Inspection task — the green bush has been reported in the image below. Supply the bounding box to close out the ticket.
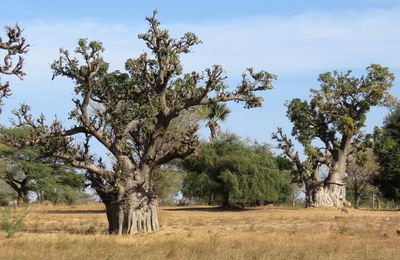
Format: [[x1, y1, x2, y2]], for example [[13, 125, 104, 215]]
[[1, 207, 30, 238]]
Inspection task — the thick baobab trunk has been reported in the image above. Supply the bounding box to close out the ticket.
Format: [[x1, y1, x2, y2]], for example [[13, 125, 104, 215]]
[[104, 192, 159, 235], [313, 151, 351, 208], [304, 151, 351, 208], [95, 158, 160, 235], [312, 178, 349, 207]]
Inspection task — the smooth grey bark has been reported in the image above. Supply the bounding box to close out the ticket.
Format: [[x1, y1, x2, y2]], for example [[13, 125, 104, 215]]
[[312, 149, 351, 208]]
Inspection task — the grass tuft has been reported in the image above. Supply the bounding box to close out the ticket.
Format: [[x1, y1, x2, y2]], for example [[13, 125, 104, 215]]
[[1, 206, 30, 238]]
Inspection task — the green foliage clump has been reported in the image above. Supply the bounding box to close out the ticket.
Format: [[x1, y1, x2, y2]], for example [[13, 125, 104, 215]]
[[0, 179, 17, 206], [181, 133, 292, 207], [374, 108, 400, 202], [1, 207, 30, 238], [0, 127, 86, 205], [153, 167, 183, 205]]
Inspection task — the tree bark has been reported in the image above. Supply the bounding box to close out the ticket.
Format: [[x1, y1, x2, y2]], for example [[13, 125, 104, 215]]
[[354, 193, 361, 209], [311, 183, 348, 207], [103, 191, 159, 235], [304, 184, 313, 208], [304, 166, 321, 208], [94, 162, 160, 235], [304, 158, 351, 208], [311, 146, 351, 207]]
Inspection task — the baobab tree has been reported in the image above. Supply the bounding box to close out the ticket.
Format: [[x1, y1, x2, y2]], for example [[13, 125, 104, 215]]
[[0, 25, 29, 112], [272, 127, 329, 207], [284, 65, 394, 207], [8, 12, 275, 234]]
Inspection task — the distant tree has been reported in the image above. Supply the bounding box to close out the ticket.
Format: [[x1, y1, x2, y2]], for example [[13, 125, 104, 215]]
[[201, 103, 231, 144], [0, 25, 29, 111], [274, 155, 301, 207], [345, 148, 379, 209], [283, 65, 395, 207], [152, 166, 183, 205], [6, 12, 275, 234], [0, 179, 17, 206], [272, 128, 327, 208], [374, 108, 400, 203], [0, 127, 85, 205], [181, 134, 292, 207]]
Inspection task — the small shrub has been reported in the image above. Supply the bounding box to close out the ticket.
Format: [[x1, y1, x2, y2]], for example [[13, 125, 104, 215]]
[[85, 222, 106, 234], [1, 207, 30, 238], [209, 232, 223, 247], [338, 226, 349, 235]]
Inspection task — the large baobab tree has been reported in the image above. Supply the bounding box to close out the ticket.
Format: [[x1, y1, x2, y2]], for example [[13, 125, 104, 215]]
[[8, 12, 275, 234], [0, 25, 29, 111], [283, 64, 394, 207]]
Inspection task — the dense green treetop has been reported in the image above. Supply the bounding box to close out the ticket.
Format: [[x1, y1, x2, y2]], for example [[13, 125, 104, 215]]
[[374, 108, 400, 202], [0, 127, 85, 204], [287, 64, 395, 156], [181, 133, 292, 207]]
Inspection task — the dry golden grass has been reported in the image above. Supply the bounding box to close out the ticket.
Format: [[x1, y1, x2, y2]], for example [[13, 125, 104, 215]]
[[1, 203, 400, 259]]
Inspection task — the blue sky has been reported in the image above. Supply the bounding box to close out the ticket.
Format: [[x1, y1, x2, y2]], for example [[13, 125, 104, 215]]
[[1, 0, 400, 157]]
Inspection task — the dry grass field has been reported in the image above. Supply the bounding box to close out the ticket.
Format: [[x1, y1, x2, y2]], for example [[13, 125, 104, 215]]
[[1, 203, 400, 259]]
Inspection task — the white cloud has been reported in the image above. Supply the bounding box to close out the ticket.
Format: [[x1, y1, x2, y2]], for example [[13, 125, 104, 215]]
[[172, 8, 400, 76], [12, 7, 400, 83], [1, 8, 399, 144]]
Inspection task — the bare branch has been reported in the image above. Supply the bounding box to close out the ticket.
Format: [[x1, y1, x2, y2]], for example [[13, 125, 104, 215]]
[[0, 24, 29, 110]]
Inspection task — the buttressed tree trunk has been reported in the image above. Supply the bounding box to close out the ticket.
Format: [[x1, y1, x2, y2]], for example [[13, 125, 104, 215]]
[[103, 187, 159, 234], [313, 149, 351, 208], [92, 161, 159, 234], [9, 11, 275, 235]]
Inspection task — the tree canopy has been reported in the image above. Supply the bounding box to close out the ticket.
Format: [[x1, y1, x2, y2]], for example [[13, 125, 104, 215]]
[[0, 127, 86, 205], [4, 11, 275, 234], [181, 134, 292, 207], [374, 108, 400, 202]]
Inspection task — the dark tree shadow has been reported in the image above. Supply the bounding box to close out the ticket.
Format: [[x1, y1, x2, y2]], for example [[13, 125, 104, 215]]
[[43, 209, 105, 214], [162, 206, 256, 212]]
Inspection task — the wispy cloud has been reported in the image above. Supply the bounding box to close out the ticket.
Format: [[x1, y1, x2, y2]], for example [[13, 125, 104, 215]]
[[15, 7, 400, 84], [1, 8, 399, 142], [174, 8, 400, 76]]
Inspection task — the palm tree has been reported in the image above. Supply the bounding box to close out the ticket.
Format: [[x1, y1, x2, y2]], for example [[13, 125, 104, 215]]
[[201, 103, 231, 145]]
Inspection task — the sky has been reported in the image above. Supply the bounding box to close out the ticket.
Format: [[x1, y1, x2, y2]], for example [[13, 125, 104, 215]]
[[1, 0, 400, 158]]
